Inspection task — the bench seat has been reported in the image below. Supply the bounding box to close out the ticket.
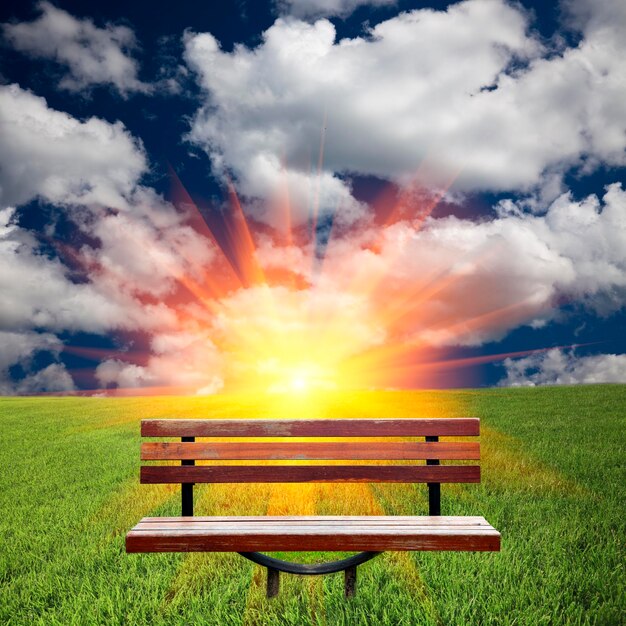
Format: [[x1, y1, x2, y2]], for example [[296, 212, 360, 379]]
[[126, 515, 500, 553]]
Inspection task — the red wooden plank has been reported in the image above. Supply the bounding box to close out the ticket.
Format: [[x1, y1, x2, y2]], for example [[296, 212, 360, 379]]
[[141, 418, 479, 438], [141, 441, 480, 461], [136, 515, 492, 525], [140, 464, 480, 484], [126, 524, 500, 553], [133, 517, 488, 533]]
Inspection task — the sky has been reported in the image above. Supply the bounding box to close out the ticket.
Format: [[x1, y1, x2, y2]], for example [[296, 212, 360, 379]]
[[0, 0, 625, 396]]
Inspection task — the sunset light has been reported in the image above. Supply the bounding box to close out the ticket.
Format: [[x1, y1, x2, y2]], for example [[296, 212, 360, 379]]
[[110, 168, 467, 395], [54, 163, 577, 397]]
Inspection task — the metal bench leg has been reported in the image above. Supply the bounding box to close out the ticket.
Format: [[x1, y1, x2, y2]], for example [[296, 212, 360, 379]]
[[267, 567, 280, 598], [344, 565, 357, 598]]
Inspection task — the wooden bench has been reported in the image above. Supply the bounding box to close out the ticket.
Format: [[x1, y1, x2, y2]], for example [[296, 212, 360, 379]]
[[126, 418, 500, 597]]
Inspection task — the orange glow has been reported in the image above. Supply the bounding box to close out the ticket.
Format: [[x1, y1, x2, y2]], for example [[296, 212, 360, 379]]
[[56, 157, 560, 398]]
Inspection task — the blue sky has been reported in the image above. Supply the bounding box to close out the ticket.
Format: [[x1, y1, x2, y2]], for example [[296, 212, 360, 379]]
[[0, 0, 625, 394]]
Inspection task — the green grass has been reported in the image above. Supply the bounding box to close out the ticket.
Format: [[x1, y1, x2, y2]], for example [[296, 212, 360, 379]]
[[1, 386, 624, 625]]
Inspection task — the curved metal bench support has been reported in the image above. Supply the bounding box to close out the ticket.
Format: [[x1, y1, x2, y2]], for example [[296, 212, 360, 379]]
[[237, 550, 382, 575], [238, 551, 383, 598], [239, 552, 382, 598]]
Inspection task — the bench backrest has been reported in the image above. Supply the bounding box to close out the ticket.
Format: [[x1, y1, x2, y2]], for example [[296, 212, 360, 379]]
[[140, 418, 481, 516]]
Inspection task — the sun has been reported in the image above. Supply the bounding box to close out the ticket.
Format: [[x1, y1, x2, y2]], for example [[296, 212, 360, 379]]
[[289, 374, 308, 393], [262, 361, 338, 394]]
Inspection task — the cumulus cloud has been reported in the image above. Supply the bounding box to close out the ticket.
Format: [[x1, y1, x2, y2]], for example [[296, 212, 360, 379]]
[[79, 197, 216, 300], [256, 183, 626, 349], [2, 1, 150, 96], [95, 331, 224, 394], [1, 201, 226, 393], [0, 329, 62, 372], [499, 349, 626, 386], [277, 0, 396, 20], [0, 205, 186, 337], [1, 207, 134, 333], [0, 86, 227, 394], [0, 84, 147, 209], [0, 81, 217, 343], [185, 0, 626, 226], [562, 0, 626, 33], [0, 330, 75, 394]]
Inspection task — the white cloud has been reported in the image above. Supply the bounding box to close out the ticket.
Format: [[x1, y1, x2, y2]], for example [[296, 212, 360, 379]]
[[2, 1, 150, 96], [258, 183, 626, 348], [0, 167, 224, 340], [235, 151, 367, 227], [0, 84, 224, 393], [0, 84, 147, 209], [562, 0, 626, 33], [277, 0, 396, 19], [80, 203, 216, 299], [185, 0, 626, 226], [0, 329, 62, 371], [0, 330, 76, 394], [499, 349, 626, 386], [12, 363, 76, 394], [1, 199, 225, 394], [1, 208, 134, 333], [95, 330, 224, 394]]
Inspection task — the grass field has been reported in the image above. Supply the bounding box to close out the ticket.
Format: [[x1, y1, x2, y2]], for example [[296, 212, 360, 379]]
[[1, 386, 624, 625]]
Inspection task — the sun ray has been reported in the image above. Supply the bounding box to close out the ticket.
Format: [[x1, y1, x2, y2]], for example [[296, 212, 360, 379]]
[[345, 166, 462, 300], [311, 106, 328, 240], [223, 178, 266, 288]]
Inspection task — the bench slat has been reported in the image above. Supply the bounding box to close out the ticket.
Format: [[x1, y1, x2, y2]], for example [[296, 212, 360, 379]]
[[141, 441, 480, 461], [140, 465, 480, 484], [141, 418, 479, 438], [126, 516, 500, 552], [137, 515, 492, 524], [133, 519, 486, 532]]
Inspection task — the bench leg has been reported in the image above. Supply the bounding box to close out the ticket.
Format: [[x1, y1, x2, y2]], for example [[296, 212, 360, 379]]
[[344, 565, 357, 598], [266, 567, 280, 598]]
